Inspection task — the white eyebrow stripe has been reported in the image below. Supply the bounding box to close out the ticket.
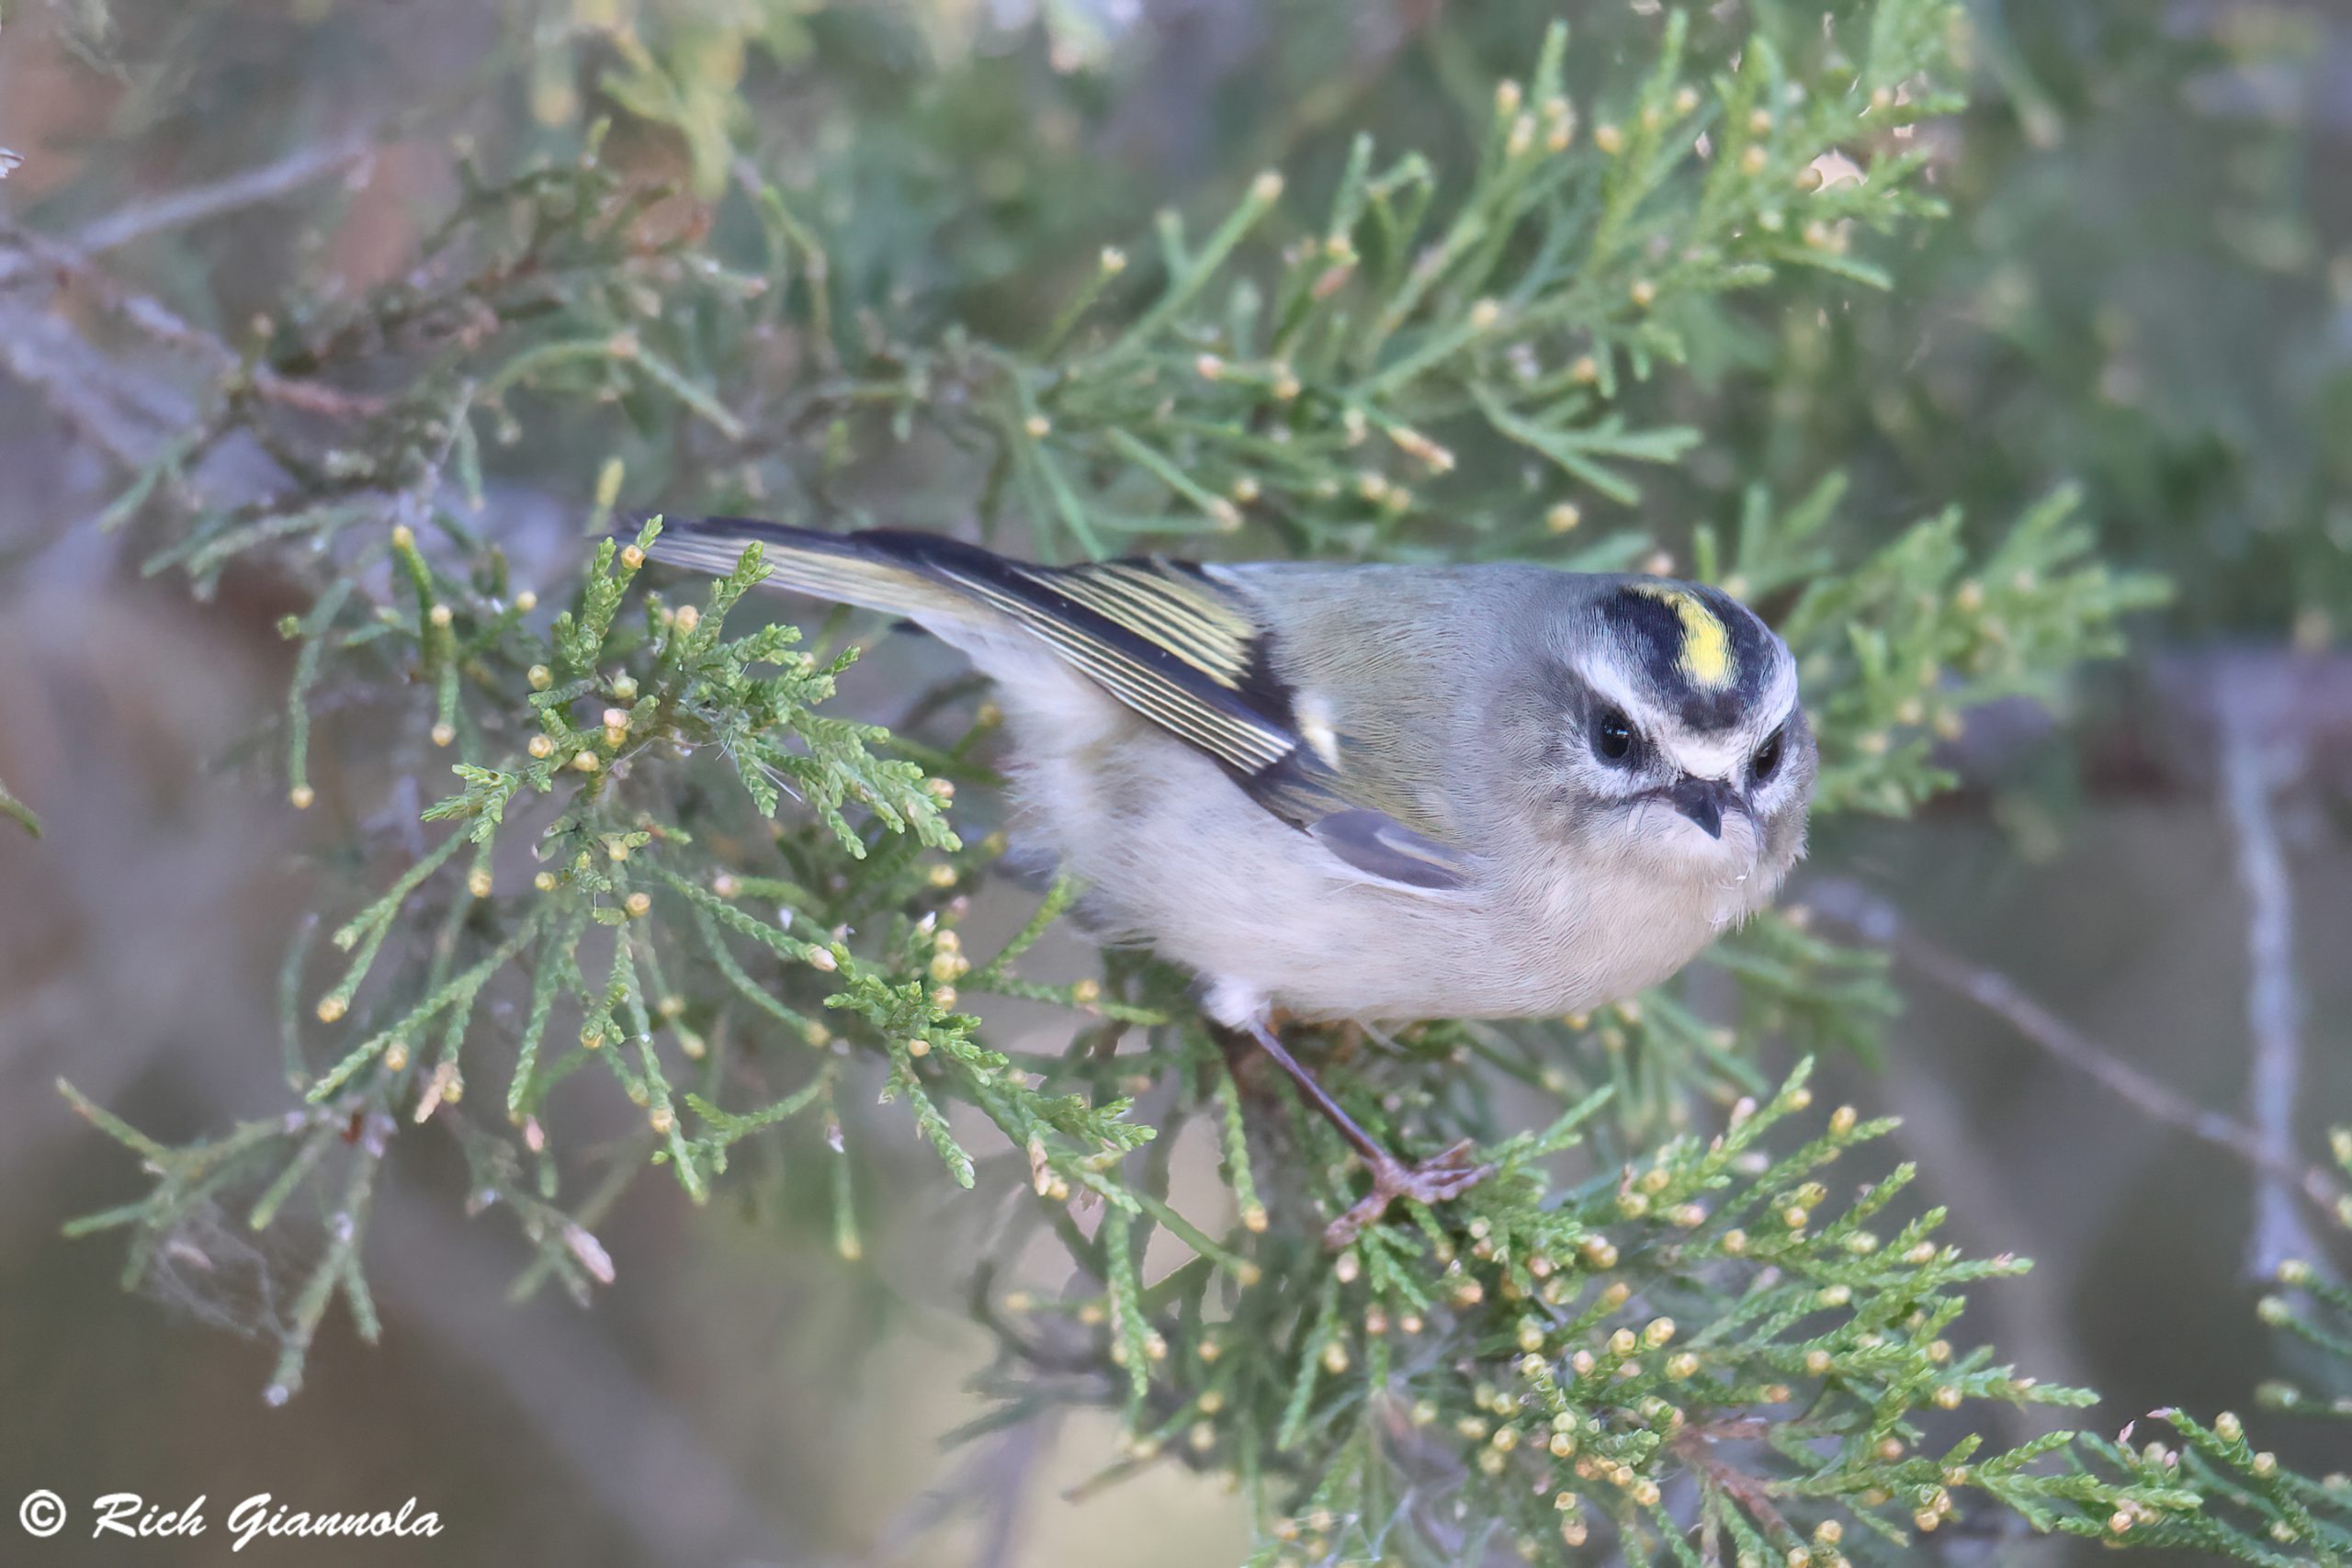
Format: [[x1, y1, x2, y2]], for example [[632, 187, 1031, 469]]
[[1577, 654, 1799, 781], [1577, 663, 1657, 731], [1753, 656, 1799, 725]]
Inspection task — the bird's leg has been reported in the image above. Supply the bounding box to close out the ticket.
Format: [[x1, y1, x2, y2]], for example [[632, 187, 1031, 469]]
[[1238, 1016, 1492, 1249]]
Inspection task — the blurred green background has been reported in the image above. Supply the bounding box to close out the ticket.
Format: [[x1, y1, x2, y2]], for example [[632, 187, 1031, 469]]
[[3, 1, 2349, 1563]]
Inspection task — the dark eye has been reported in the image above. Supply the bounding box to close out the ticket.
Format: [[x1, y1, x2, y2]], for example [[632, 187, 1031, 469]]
[[1751, 727, 1785, 782], [1591, 705, 1639, 764]]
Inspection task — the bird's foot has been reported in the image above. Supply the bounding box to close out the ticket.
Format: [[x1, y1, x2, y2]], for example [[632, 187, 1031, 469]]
[[1322, 1139, 1493, 1250]]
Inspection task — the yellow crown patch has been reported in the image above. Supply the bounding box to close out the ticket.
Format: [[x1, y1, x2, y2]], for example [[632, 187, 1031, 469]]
[[1631, 584, 1736, 690]]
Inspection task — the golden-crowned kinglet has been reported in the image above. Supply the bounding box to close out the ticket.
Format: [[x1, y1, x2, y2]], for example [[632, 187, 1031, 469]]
[[648, 516, 1815, 1240]]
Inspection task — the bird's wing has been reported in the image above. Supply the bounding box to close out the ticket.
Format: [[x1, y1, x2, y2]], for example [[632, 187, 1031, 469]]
[[642, 518, 1475, 892], [914, 543, 1476, 893]]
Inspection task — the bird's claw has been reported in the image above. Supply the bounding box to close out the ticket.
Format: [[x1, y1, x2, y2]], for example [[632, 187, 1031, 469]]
[[1322, 1139, 1493, 1250]]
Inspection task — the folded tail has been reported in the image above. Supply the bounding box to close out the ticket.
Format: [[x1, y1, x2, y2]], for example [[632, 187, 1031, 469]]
[[640, 515, 973, 626]]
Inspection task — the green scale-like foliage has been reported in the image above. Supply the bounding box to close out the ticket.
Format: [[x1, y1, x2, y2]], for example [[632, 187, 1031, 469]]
[[38, 2, 2343, 1562]]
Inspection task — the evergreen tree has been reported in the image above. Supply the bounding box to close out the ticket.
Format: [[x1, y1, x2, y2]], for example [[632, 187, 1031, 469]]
[[10, 2, 2346, 1562]]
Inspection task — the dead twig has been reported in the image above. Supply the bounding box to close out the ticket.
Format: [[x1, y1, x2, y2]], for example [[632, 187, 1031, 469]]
[[1802, 879, 2347, 1229], [2, 138, 391, 424], [2212, 663, 2321, 1279], [69, 133, 380, 258], [2, 225, 389, 420], [1671, 1427, 1793, 1546]]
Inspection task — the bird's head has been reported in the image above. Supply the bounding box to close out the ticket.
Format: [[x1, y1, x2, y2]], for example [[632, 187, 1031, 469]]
[[1524, 577, 1815, 913]]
